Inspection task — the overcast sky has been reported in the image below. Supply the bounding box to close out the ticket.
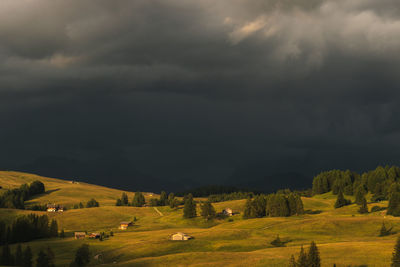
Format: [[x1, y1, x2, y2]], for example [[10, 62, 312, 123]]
[[1, 0, 400, 191]]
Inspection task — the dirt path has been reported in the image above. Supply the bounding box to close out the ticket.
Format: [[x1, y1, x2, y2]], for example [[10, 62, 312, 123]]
[[153, 207, 163, 216]]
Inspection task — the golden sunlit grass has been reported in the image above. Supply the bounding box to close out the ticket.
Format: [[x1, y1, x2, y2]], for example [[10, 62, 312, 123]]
[[1, 171, 399, 266]]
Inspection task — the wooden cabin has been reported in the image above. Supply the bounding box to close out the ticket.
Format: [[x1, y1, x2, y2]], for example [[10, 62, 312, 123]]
[[223, 208, 233, 216], [119, 221, 132, 230], [47, 204, 57, 212], [74, 232, 86, 239], [47, 204, 64, 212], [171, 232, 192, 241]]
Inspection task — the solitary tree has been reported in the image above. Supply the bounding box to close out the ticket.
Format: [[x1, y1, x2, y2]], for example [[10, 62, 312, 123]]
[[243, 197, 253, 219], [334, 190, 350, 209], [307, 241, 321, 267], [70, 244, 90, 267], [355, 186, 366, 205], [200, 202, 216, 220], [380, 222, 392, 237], [183, 194, 196, 218], [159, 191, 168, 206], [358, 196, 369, 214], [392, 237, 400, 267], [388, 192, 400, 216], [168, 193, 177, 208], [121, 193, 129, 206]]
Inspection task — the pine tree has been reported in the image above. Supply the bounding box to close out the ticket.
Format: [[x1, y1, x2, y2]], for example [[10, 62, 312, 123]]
[[23, 246, 32, 267], [295, 194, 305, 215], [334, 190, 350, 209], [243, 197, 253, 218], [71, 244, 90, 267], [49, 219, 58, 237], [380, 222, 392, 237], [121, 193, 129, 206], [36, 249, 50, 267], [288, 194, 297, 216], [15, 244, 23, 266], [297, 245, 308, 267], [388, 192, 400, 216], [270, 235, 285, 247], [392, 236, 400, 267], [358, 196, 369, 214], [200, 202, 216, 220], [115, 198, 122, 206], [289, 255, 297, 267], [159, 191, 167, 206], [355, 186, 366, 205], [307, 241, 321, 267], [183, 194, 196, 218], [168, 193, 178, 208]]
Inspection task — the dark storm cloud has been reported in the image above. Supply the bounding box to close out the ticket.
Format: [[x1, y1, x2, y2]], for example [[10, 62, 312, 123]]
[[1, 0, 400, 191]]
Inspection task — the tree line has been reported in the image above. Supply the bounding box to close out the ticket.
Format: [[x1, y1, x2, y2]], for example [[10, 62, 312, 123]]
[[0, 214, 59, 245], [0, 181, 45, 209], [243, 193, 304, 218], [312, 165, 400, 201], [116, 191, 180, 208], [1, 244, 35, 267]]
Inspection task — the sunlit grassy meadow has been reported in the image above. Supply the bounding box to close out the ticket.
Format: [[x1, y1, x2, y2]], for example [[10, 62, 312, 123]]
[[0, 171, 398, 266]]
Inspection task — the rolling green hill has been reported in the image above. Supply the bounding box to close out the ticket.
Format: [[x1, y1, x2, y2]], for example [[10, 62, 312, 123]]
[[0, 171, 398, 266]]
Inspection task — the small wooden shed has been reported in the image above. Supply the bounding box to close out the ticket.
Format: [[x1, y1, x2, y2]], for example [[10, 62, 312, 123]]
[[119, 221, 132, 230], [223, 208, 233, 216], [74, 232, 86, 239], [171, 232, 192, 241]]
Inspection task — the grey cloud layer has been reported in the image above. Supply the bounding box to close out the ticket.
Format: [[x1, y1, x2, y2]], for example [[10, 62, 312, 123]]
[[1, 0, 400, 188]]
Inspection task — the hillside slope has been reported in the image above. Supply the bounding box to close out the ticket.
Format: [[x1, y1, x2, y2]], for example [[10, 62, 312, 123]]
[[0, 171, 399, 266], [0, 171, 155, 207]]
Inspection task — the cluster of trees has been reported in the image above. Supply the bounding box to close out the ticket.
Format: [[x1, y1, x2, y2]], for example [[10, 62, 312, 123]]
[[311, 166, 400, 216], [243, 193, 304, 219], [0, 244, 55, 267], [85, 198, 99, 208], [0, 181, 45, 209], [116, 191, 180, 208], [312, 166, 400, 201], [72, 199, 99, 209], [0, 214, 59, 245], [1, 244, 34, 267], [115, 192, 145, 207], [149, 191, 179, 208], [289, 241, 321, 267]]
